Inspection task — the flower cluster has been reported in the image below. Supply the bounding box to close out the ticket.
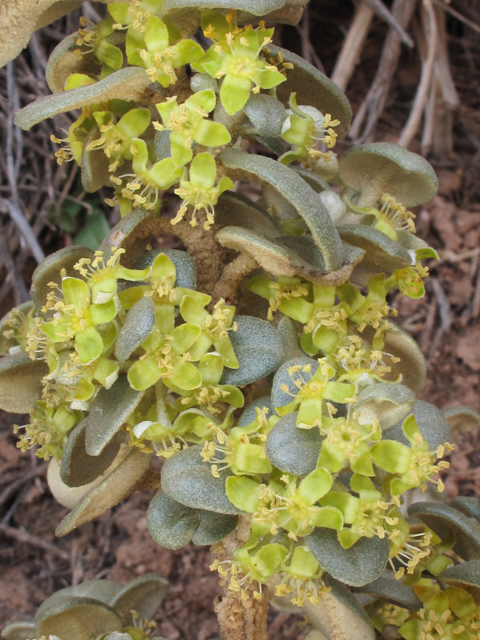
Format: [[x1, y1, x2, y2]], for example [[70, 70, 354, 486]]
[[6, 249, 243, 461]]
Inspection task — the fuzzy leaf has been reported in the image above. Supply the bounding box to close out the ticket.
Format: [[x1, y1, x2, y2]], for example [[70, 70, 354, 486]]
[[238, 396, 273, 427], [30, 245, 94, 309], [220, 149, 344, 272], [220, 316, 283, 386], [1, 622, 37, 640], [81, 127, 111, 193], [244, 93, 287, 138], [147, 491, 237, 550], [337, 225, 412, 285], [0, 352, 48, 413], [409, 502, 480, 562], [352, 576, 421, 610], [307, 528, 389, 587], [56, 448, 153, 536], [380, 323, 427, 393], [266, 412, 322, 476], [36, 598, 122, 640], [271, 357, 319, 411], [46, 33, 99, 94], [109, 574, 169, 627], [353, 383, 416, 430], [263, 45, 352, 138], [161, 445, 241, 515], [215, 192, 280, 239], [84, 376, 143, 456], [443, 406, 480, 437], [339, 142, 438, 207], [15, 68, 153, 131], [60, 422, 125, 488], [216, 226, 329, 282], [387, 400, 452, 450], [438, 560, 480, 590], [115, 296, 155, 363]]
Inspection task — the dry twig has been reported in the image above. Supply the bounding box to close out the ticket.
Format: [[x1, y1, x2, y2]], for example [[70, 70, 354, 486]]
[[398, 0, 438, 147]]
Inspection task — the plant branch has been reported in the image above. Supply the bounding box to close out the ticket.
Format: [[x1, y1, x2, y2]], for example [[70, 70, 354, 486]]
[[211, 253, 259, 305]]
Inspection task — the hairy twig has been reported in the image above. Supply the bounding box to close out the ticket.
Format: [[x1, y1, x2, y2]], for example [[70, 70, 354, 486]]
[[211, 253, 259, 305]]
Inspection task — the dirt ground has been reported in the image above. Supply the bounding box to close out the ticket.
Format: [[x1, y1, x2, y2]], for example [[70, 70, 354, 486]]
[[1, 2, 480, 638]]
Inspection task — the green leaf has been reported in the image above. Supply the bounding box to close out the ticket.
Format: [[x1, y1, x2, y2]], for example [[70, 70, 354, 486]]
[[115, 296, 155, 363], [371, 440, 411, 473], [409, 502, 480, 561], [15, 68, 153, 131], [220, 149, 344, 272], [244, 93, 287, 138], [147, 490, 237, 549], [109, 574, 170, 627], [56, 448, 153, 536], [220, 73, 252, 115], [263, 44, 352, 139], [117, 108, 151, 139], [226, 476, 261, 513], [75, 325, 103, 364], [193, 119, 231, 147], [387, 400, 452, 450], [30, 245, 94, 309], [161, 444, 241, 515], [220, 316, 283, 386], [128, 358, 162, 391], [36, 599, 122, 640], [307, 528, 390, 587], [144, 15, 169, 53], [339, 142, 438, 207], [299, 468, 332, 504], [0, 352, 48, 413], [169, 359, 202, 390], [352, 576, 421, 610], [74, 210, 110, 251], [84, 376, 144, 456]]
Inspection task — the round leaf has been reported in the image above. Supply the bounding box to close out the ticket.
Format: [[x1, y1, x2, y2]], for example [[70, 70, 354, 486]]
[[266, 412, 322, 476], [220, 316, 283, 386], [307, 528, 389, 587], [161, 445, 241, 515]]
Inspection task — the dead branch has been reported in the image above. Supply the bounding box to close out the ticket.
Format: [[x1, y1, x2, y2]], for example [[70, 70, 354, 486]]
[[0, 523, 70, 560], [398, 0, 438, 148], [349, 0, 419, 143], [331, 3, 374, 92], [363, 0, 415, 46]]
